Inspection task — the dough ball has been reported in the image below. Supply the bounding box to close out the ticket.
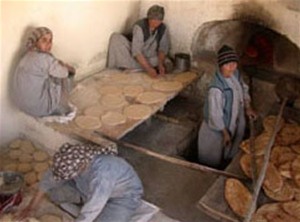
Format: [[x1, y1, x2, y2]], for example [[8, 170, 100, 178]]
[[17, 163, 32, 173], [18, 153, 33, 163], [9, 149, 23, 160], [3, 163, 18, 171], [33, 151, 49, 162], [9, 139, 22, 149], [33, 162, 49, 173], [24, 171, 38, 185], [20, 140, 36, 154]]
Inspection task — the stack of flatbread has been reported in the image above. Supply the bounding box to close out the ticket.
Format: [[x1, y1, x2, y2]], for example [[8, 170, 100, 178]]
[[4, 139, 51, 186], [232, 115, 300, 221]]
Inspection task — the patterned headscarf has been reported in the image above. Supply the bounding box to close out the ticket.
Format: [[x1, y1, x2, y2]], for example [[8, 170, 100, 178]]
[[51, 142, 118, 181], [147, 5, 165, 21], [26, 27, 52, 50]]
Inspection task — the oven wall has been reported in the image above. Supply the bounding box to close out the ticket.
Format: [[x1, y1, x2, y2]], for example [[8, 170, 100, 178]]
[[1, 1, 140, 145]]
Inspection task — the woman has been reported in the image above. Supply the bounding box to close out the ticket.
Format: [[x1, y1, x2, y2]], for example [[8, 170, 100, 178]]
[[198, 45, 257, 169], [17, 142, 143, 222], [12, 27, 75, 117]]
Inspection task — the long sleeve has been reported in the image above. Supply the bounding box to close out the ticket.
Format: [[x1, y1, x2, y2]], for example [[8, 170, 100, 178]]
[[75, 167, 116, 222], [131, 25, 145, 57], [207, 88, 225, 131]]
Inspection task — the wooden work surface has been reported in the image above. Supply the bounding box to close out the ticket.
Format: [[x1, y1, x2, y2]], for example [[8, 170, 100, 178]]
[[48, 70, 198, 141], [197, 152, 269, 222]]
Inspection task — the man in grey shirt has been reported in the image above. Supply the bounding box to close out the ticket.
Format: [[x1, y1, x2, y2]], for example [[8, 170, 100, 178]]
[[107, 5, 171, 77]]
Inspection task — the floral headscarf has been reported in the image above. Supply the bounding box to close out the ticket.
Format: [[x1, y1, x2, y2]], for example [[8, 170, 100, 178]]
[[26, 27, 52, 50], [51, 142, 118, 181]]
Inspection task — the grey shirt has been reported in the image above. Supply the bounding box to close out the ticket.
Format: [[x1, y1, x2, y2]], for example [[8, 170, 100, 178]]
[[13, 51, 68, 116]]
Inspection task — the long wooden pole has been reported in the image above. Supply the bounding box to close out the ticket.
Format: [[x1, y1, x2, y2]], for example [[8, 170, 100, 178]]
[[93, 131, 250, 181]]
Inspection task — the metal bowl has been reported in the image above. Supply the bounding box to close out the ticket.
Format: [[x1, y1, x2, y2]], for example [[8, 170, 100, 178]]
[[0, 171, 24, 195]]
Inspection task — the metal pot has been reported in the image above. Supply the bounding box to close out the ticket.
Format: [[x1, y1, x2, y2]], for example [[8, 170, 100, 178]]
[[174, 53, 190, 72]]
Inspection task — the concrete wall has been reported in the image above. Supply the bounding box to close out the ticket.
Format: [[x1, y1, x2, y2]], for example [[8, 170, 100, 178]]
[[1, 0, 140, 145]]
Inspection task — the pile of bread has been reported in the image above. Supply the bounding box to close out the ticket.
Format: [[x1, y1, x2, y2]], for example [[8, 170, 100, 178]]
[[224, 115, 300, 221], [2, 139, 51, 187]]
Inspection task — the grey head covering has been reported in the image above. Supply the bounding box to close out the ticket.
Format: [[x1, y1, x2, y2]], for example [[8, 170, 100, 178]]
[[26, 27, 52, 50], [51, 142, 118, 181], [147, 5, 165, 20]]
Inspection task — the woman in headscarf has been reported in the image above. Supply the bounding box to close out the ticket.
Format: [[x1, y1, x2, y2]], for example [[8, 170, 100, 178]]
[[107, 5, 172, 78], [198, 45, 257, 169], [12, 27, 76, 117], [17, 142, 143, 222]]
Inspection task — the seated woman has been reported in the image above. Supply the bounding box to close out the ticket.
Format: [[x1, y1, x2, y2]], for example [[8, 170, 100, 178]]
[[12, 27, 75, 117]]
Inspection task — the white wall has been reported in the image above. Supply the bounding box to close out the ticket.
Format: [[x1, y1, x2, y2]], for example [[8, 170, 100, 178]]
[[1, 0, 140, 145], [140, 0, 300, 55]]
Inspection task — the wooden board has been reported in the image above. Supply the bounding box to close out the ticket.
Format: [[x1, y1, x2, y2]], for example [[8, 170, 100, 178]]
[[48, 70, 198, 140]]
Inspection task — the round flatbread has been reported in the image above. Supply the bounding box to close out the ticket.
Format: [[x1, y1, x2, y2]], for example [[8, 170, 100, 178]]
[[263, 180, 294, 202], [98, 85, 123, 95], [263, 162, 283, 193], [84, 104, 105, 117], [101, 94, 127, 109], [173, 72, 197, 83], [39, 214, 62, 222], [263, 115, 285, 133], [282, 201, 300, 219], [240, 132, 271, 156], [239, 154, 263, 178], [276, 123, 300, 146], [136, 91, 166, 104], [20, 140, 36, 154], [9, 150, 23, 160], [152, 81, 182, 92], [33, 162, 49, 173], [123, 104, 152, 120], [33, 151, 49, 162], [19, 154, 33, 163], [109, 73, 131, 83], [17, 163, 32, 173], [75, 115, 102, 130], [224, 178, 252, 217], [70, 86, 101, 110], [24, 171, 38, 185], [123, 85, 144, 98], [101, 111, 126, 126], [291, 144, 300, 154]]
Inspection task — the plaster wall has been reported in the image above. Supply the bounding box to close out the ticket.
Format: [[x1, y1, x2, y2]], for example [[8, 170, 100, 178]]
[[140, 0, 300, 55], [1, 0, 140, 145]]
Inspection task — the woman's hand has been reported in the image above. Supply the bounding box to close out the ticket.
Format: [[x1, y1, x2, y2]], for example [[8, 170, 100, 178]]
[[246, 107, 257, 120], [158, 63, 165, 75], [147, 67, 158, 78]]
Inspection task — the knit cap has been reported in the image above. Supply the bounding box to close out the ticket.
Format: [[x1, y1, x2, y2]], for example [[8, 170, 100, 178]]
[[147, 5, 164, 20], [217, 45, 239, 67]]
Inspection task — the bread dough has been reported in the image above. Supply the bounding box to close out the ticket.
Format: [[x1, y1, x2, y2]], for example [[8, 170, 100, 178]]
[[20, 140, 36, 154], [17, 163, 32, 173], [101, 111, 126, 126], [70, 85, 101, 110], [33, 151, 49, 162], [224, 178, 252, 217], [136, 91, 166, 104], [84, 104, 105, 117], [19, 153, 33, 163], [39, 214, 62, 222], [9, 139, 22, 149], [0, 214, 40, 222], [33, 162, 49, 173], [3, 163, 18, 171], [123, 104, 152, 120], [101, 94, 127, 109], [75, 115, 102, 130], [152, 80, 182, 92], [123, 85, 144, 98], [109, 73, 131, 83], [24, 171, 38, 185], [98, 85, 123, 95], [173, 72, 197, 83], [9, 149, 23, 160]]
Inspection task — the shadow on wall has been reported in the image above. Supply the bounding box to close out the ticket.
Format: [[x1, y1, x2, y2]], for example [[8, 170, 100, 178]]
[[7, 26, 35, 109]]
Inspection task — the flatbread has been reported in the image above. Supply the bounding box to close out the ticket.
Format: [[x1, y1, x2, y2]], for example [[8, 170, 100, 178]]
[[0, 214, 40, 222], [239, 154, 263, 178], [276, 123, 300, 146], [9, 150, 23, 160], [240, 132, 271, 156], [263, 180, 294, 202], [70, 85, 101, 110], [19, 153, 33, 163], [101, 111, 126, 126], [84, 104, 105, 117], [75, 115, 102, 130], [101, 94, 127, 109], [173, 72, 197, 83], [33, 162, 49, 173], [291, 144, 300, 154], [123, 85, 144, 98], [262, 115, 285, 133], [9, 139, 22, 149], [17, 163, 32, 173], [282, 201, 300, 219], [224, 178, 252, 217], [263, 162, 283, 193], [33, 151, 49, 162], [152, 80, 183, 92], [39, 214, 62, 222], [98, 85, 123, 95], [24, 171, 38, 185], [20, 140, 36, 154], [3, 163, 17, 171], [136, 91, 166, 104], [292, 157, 300, 187], [109, 73, 131, 83], [123, 104, 152, 120]]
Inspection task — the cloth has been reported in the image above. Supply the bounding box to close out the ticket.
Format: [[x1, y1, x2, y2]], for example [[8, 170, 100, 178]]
[[217, 45, 239, 67], [147, 5, 164, 20], [107, 20, 169, 69], [26, 27, 52, 50], [198, 70, 249, 168], [51, 142, 118, 181], [12, 51, 69, 117], [39, 155, 143, 222]]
